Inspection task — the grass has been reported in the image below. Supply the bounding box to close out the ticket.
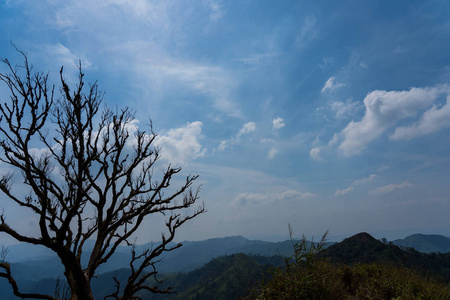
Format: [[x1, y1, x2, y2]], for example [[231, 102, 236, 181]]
[[245, 228, 450, 300]]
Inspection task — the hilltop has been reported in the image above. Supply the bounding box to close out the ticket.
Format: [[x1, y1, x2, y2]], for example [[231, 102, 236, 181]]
[[393, 233, 450, 253]]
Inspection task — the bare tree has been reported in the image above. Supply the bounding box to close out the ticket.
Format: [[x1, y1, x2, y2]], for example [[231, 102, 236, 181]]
[[0, 49, 205, 300]]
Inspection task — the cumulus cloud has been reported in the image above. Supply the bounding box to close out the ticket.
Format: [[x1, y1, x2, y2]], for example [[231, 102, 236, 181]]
[[372, 181, 412, 195], [338, 86, 450, 156], [390, 96, 450, 140], [335, 174, 378, 196], [272, 117, 285, 130], [156, 121, 206, 165], [321, 76, 345, 93]]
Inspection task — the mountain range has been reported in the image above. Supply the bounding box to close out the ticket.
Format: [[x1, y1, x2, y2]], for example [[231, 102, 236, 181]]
[[1, 232, 450, 299], [393, 233, 450, 253]]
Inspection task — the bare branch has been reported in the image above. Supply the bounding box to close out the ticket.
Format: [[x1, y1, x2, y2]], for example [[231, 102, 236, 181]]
[[0, 48, 204, 299], [0, 262, 58, 300]]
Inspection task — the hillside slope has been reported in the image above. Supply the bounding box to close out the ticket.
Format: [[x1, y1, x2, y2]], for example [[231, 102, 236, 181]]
[[393, 233, 450, 253], [321, 232, 450, 279]]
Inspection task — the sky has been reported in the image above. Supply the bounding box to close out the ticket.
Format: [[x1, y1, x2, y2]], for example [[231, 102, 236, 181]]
[[1, 0, 450, 244]]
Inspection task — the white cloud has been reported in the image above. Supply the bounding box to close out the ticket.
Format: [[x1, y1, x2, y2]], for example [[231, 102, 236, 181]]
[[338, 86, 450, 156], [217, 140, 228, 151], [335, 174, 378, 196], [321, 76, 345, 93], [329, 100, 360, 119], [319, 57, 334, 69], [46, 43, 92, 73], [334, 186, 354, 196], [44, 1, 241, 118], [272, 117, 285, 130], [236, 52, 278, 66], [328, 133, 339, 146], [233, 189, 315, 205], [295, 16, 317, 49], [268, 147, 278, 159], [158, 61, 241, 117], [310, 146, 324, 162], [237, 122, 256, 137], [156, 121, 206, 165], [372, 181, 412, 195], [390, 96, 450, 140], [359, 62, 369, 69], [203, 0, 224, 21], [260, 138, 275, 144], [217, 122, 256, 151], [378, 165, 391, 172]]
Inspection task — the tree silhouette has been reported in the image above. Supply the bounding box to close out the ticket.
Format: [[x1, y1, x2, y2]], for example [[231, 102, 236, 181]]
[[0, 49, 205, 300]]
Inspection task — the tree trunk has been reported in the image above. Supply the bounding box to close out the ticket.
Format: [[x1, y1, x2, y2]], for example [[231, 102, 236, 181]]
[[65, 267, 95, 300]]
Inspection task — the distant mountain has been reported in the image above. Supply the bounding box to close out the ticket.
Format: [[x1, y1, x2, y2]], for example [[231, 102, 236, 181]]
[[0, 236, 293, 299], [5, 233, 450, 299], [393, 233, 450, 253], [321, 232, 450, 279], [1, 254, 284, 300], [0, 235, 293, 274], [156, 236, 293, 273]]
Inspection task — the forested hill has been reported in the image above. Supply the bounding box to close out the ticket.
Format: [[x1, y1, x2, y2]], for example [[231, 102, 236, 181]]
[[141, 254, 284, 300], [3, 233, 450, 299], [393, 233, 450, 253], [321, 232, 450, 279]]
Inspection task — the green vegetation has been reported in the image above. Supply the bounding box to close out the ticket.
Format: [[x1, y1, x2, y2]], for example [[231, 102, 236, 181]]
[[3, 232, 450, 299], [138, 254, 284, 300], [247, 231, 450, 300]]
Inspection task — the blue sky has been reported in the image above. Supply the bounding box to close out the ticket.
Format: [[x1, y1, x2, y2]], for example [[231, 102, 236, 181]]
[[1, 0, 450, 244]]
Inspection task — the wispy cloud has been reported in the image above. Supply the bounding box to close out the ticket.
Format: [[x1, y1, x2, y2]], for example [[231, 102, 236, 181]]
[[378, 165, 391, 172], [217, 122, 256, 151], [268, 147, 278, 159], [296, 16, 317, 49], [237, 122, 256, 137], [372, 181, 412, 195], [321, 76, 346, 93], [329, 100, 360, 119], [310, 146, 324, 162], [335, 174, 378, 196], [43, 43, 92, 79], [236, 53, 279, 66], [233, 189, 315, 205], [203, 0, 224, 21], [155, 60, 241, 117], [316, 99, 360, 120], [40, 0, 242, 118]]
